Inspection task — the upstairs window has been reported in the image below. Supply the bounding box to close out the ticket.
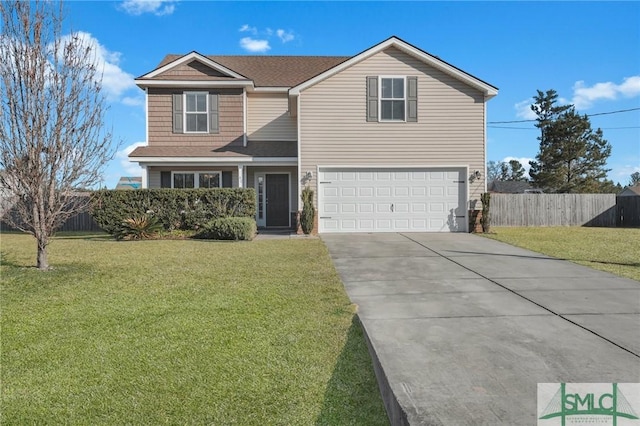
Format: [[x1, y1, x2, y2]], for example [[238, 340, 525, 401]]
[[366, 76, 417, 123], [380, 77, 405, 121], [185, 92, 208, 132], [172, 92, 219, 134]]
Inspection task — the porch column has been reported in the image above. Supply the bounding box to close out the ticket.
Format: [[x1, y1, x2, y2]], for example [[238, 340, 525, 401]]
[[140, 164, 148, 189], [237, 164, 244, 188]]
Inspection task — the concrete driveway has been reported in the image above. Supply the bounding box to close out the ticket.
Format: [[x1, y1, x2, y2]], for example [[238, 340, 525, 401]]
[[322, 232, 640, 425]]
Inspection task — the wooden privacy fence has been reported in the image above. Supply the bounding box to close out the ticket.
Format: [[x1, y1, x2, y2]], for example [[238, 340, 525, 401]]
[[616, 196, 640, 227], [1, 195, 103, 233], [491, 194, 618, 227]]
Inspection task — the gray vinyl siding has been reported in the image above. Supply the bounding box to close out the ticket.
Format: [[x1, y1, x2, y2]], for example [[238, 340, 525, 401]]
[[148, 88, 244, 147], [247, 93, 297, 141], [299, 46, 487, 206], [148, 167, 238, 188]]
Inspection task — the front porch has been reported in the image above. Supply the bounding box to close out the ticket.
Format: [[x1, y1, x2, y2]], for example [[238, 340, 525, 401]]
[[141, 163, 299, 230]]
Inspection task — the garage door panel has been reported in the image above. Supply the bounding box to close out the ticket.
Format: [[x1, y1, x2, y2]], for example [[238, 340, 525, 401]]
[[319, 167, 467, 233], [412, 203, 427, 213], [394, 186, 410, 196], [429, 186, 444, 196], [376, 187, 392, 197], [324, 203, 339, 214], [394, 203, 410, 213], [341, 203, 356, 213], [341, 187, 356, 197], [359, 187, 374, 196], [358, 203, 374, 213]]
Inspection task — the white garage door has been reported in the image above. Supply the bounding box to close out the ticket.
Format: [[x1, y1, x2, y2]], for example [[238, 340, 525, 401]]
[[318, 167, 467, 233]]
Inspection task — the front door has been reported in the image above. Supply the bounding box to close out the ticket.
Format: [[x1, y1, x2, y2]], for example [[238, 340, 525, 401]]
[[266, 174, 289, 227]]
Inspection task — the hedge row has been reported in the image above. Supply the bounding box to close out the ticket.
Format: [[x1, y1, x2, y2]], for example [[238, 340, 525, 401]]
[[194, 217, 257, 241], [89, 188, 256, 234]]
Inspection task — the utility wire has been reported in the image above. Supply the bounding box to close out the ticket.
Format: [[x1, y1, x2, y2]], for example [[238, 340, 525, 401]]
[[488, 125, 640, 130], [488, 107, 640, 124]]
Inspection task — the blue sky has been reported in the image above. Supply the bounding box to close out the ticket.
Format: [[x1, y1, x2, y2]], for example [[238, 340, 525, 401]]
[[62, 1, 640, 188]]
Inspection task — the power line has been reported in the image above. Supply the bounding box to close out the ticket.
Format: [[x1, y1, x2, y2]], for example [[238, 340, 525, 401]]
[[488, 125, 640, 130], [488, 107, 640, 124], [589, 107, 640, 117]]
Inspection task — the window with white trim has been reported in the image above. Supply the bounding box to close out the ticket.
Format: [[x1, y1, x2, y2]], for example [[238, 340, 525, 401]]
[[380, 77, 405, 121], [184, 92, 208, 133], [172, 171, 221, 188]]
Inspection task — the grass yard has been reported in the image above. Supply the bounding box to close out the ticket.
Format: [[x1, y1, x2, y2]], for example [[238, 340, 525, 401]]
[[484, 227, 640, 281], [0, 233, 388, 425]]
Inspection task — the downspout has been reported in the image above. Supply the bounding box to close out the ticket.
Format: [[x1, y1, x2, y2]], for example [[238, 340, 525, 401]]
[[296, 93, 302, 212], [143, 87, 150, 188], [243, 88, 247, 147]]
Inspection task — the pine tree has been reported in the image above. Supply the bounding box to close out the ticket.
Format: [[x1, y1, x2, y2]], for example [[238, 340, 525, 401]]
[[528, 90, 611, 193]]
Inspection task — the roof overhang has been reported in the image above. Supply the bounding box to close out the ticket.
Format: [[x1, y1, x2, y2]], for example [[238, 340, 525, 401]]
[[129, 156, 297, 167], [289, 36, 498, 99], [140, 51, 247, 80], [135, 79, 254, 89]]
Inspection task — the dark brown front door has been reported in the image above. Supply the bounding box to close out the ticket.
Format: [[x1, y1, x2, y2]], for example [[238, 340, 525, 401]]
[[266, 174, 289, 227]]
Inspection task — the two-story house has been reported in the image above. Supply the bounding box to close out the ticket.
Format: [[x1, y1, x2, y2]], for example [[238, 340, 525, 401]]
[[129, 36, 498, 233]]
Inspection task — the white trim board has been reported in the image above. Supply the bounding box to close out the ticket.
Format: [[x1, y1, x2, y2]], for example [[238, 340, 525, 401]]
[[140, 52, 247, 80], [290, 36, 498, 98]]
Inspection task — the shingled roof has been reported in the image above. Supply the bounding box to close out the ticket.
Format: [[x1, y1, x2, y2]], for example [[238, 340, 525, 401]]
[[129, 141, 297, 159], [151, 55, 349, 87]]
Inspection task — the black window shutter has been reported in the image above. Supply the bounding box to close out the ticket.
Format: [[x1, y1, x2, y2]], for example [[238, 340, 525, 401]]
[[172, 94, 183, 133], [222, 171, 232, 188], [407, 76, 418, 122], [366, 76, 378, 122], [160, 171, 171, 188], [209, 93, 219, 134]]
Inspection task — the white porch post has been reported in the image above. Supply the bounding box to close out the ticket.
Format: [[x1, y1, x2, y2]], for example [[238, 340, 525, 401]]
[[237, 164, 244, 188], [140, 164, 148, 189]]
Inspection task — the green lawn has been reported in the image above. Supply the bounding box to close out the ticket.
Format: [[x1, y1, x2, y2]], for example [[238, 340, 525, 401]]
[[484, 227, 640, 281], [1, 233, 388, 425]]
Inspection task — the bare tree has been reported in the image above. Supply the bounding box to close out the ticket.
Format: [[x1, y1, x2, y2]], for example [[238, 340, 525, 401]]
[[0, 1, 116, 270]]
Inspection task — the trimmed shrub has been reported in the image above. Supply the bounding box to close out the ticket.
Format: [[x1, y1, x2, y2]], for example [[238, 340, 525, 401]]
[[115, 215, 163, 241], [194, 217, 257, 241], [300, 186, 315, 235], [90, 188, 256, 235]]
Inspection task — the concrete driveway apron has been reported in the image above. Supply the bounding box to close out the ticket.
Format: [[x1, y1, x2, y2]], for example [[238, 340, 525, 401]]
[[322, 232, 640, 426]]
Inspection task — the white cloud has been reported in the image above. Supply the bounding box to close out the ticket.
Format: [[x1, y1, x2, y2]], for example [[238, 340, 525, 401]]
[[239, 37, 270, 53], [120, 0, 176, 16], [572, 76, 640, 109], [276, 29, 294, 43], [116, 141, 146, 176], [614, 164, 640, 181], [122, 96, 144, 107], [239, 24, 257, 35], [238, 25, 295, 52], [59, 32, 136, 102], [514, 99, 538, 120], [502, 156, 535, 179]]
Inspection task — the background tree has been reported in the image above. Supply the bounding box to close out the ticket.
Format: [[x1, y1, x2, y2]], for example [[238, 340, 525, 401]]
[[498, 159, 526, 181], [528, 89, 612, 193], [0, 1, 116, 270], [487, 160, 501, 182], [629, 171, 640, 186]]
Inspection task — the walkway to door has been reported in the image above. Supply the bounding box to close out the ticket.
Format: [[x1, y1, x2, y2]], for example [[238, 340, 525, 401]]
[[322, 232, 640, 425]]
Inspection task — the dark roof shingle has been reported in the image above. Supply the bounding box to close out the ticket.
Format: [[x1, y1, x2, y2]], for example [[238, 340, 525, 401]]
[[129, 141, 297, 158], [152, 55, 349, 87]]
